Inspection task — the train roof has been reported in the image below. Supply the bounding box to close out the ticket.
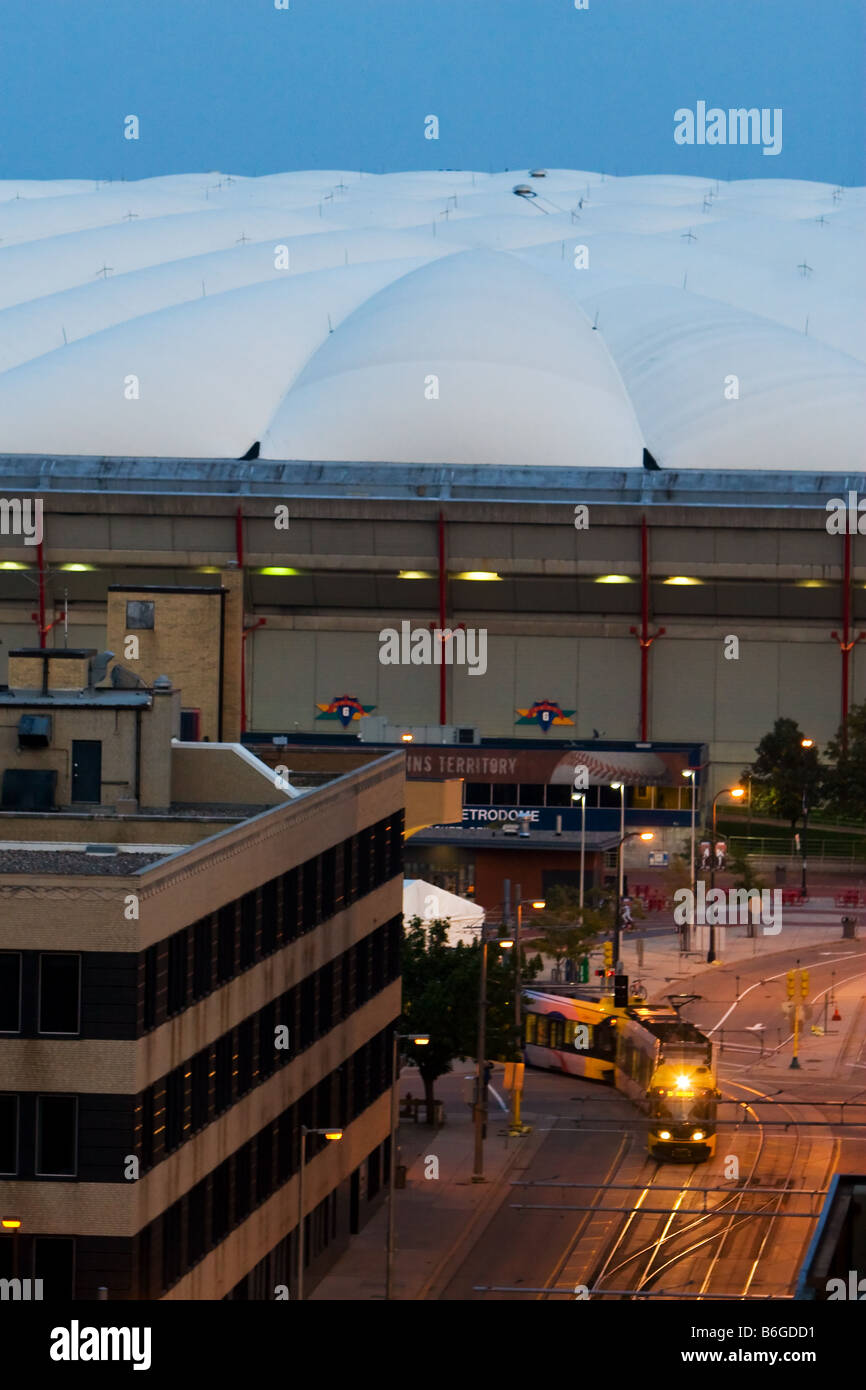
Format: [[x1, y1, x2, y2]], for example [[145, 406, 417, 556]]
[[628, 1006, 709, 1048]]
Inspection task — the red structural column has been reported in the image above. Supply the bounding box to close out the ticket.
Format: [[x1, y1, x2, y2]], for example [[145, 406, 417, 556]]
[[438, 510, 447, 725], [830, 530, 866, 752], [629, 515, 665, 741]]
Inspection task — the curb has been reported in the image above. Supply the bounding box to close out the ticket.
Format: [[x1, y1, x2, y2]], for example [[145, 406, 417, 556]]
[[416, 1113, 555, 1301]]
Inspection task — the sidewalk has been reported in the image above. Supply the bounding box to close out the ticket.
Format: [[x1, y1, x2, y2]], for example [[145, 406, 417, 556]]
[[615, 897, 861, 1002], [311, 1070, 552, 1300]]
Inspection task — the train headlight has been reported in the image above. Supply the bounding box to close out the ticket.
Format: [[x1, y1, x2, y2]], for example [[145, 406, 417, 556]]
[[691, 1130, 705, 1141], [658, 1130, 671, 1140], [675, 1074, 691, 1091]]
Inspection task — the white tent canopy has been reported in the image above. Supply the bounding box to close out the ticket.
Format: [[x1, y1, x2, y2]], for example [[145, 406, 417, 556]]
[[402, 878, 485, 947]]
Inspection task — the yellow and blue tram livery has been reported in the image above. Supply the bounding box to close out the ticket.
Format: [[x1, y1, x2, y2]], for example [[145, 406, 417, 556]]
[[522, 991, 720, 1162]]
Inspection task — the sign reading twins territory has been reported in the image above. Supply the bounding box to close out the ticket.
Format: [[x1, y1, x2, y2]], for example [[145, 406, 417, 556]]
[[515, 699, 575, 732], [315, 694, 375, 729]]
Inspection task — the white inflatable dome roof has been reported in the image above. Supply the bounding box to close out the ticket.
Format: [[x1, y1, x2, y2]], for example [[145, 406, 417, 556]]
[[0, 169, 862, 470]]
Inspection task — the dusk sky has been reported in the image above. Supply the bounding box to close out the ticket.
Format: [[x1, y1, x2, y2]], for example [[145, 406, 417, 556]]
[[1, 0, 863, 185]]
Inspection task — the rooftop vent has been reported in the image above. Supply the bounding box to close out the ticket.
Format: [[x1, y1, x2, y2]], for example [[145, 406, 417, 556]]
[[111, 663, 147, 690], [529, 169, 548, 178], [153, 675, 172, 691], [88, 651, 115, 687], [512, 184, 536, 198], [85, 843, 119, 856]]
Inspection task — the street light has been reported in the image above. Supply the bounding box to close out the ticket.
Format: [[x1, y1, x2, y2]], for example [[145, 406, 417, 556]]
[[613, 831, 653, 971], [297, 1125, 342, 1300], [610, 783, 625, 897], [707, 786, 746, 962], [800, 738, 815, 899], [386, 1031, 430, 1300], [571, 789, 587, 923], [510, 891, 545, 1137], [473, 926, 514, 1183], [682, 769, 698, 951]]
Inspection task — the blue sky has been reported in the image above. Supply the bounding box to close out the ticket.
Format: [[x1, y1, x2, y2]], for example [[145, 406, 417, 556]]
[[1, 0, 862, 184]]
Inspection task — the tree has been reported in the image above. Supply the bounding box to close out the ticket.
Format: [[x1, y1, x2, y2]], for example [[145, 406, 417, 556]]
[[742, 717, 822, 831], [823, 700, 866, 824], [529, 884, 607, 978], [399, 916, 540, 1123]]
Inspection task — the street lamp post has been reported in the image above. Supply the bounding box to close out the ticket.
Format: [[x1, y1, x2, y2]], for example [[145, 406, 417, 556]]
[[613, 831, 654, 971], [510, 890, 544, 1137], [386, 1031, 429, 1300], [571, 790, 587, 924], [473, 926, 513, 1183], [611, 783, 625, 898], [708, 785, 746, 962], [682, 768, 697, 953], [297, 1125, 342, 1300], [800, 738, 814, 899]]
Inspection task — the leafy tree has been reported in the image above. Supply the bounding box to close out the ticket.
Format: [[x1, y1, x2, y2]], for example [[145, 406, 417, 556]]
[[823, 701, 866, 824], [742, 717, 822, 830], [399, 916, 540, 1123], [529, 884, 608, 979], [728, 845, 766, 893]]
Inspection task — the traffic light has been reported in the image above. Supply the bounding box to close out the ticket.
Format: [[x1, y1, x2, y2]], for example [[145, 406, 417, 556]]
[[614, 975, 629, 1008], [786, 970, 796, 999], [800, 970, 809, 999], [603, 942, 613, 969]]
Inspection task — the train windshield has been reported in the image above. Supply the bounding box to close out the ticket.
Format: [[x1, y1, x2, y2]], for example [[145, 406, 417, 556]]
[[650, 1091, 715, 1123]]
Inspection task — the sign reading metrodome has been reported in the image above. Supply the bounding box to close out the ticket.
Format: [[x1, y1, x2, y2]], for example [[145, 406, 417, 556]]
[[0, 169, 862, 471]]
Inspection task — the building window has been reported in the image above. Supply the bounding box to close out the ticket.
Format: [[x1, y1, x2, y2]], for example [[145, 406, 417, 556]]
[[191, 1049, 210, 1132], [36, 1095, 78, 1176], [240, 891, 257, 970], [256, 1127, 273, 1204], [188, 1179, 208, 1267], [162, 1200, 183, 1289], [143, 944, 158, 1031], [34, 1237, 75, 1300], [212, 1160, 231, 1242], [302, 857, 320, 931], [236, 1142, 252, 1223], [237, 1019, 254, 1095], [126, 599, 155, 630], [300, 975, 316, 1050], [261, 879, 278, 955], [165, 1066, 185, 1152], [38, 953, 81, 1034], [343, 838, 356, 904], [193, 916, 212, 1000], [215, 1034, 233, 1113], [140, 1086, 154, 1169], [280, 869, 298, 942], [0, 1095, 18, 1174], [545, 784, 572, 807], [464, 782, 490, 804], [217, 904, 236, 984], [259, 1002, 276, 1081], [167, 930, 188, 1017], [0, 953, 22, 1033]]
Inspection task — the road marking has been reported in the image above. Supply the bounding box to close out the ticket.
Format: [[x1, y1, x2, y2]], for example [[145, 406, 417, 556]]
[[707, 950, 866, 1034]]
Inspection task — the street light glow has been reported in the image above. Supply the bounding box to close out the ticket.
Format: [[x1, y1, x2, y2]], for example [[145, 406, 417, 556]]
[[410, 1035, 430, 1046], [729, 787, 745, 799], [1, 1219, 21, 1229], [323, 1130, 343, 1142], [801, 738, 814, 748], [531, 900, 546, 910], [639, 831, 654, 841], [682, 768, 695, 779], [610, 781, 622, 790]]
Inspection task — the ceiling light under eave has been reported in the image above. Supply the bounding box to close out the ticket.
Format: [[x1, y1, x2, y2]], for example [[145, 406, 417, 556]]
[[397, 570, 434, 579], [664, 576, 704, 586], [452, 571, 501, 582], [258, 567, 305, 576], [595, 574, 634, 585], [58, 563, 98, 572]]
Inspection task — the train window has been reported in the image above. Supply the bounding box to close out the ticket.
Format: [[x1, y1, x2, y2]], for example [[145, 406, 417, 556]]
[[564, 1020, 576, 1047], [524, 1013, 537, 1044], [536, 1016, 550, 1047], [549, 1020, 564, 1050]]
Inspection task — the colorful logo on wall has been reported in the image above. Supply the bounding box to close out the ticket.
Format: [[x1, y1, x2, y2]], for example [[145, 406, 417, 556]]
[[515, 700, 575, 732], [316, 694, 375, 729]]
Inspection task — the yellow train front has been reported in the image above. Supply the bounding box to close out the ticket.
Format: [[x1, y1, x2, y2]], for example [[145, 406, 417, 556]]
[[522, 992, 719, 1163], [646, 1052, 719, 1163]]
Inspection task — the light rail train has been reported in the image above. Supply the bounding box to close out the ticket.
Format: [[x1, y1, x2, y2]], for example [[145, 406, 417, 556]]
[[522, 989, 720, 1161]]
